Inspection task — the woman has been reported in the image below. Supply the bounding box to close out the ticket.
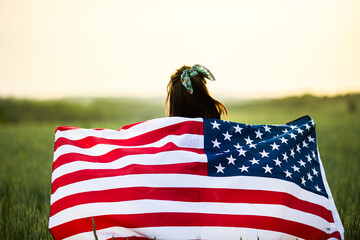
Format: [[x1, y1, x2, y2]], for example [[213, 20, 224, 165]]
[[165, 64, 228, 119]]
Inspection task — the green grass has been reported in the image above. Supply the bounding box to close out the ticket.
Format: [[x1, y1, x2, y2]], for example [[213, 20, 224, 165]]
[[0, 94, 359, 239]]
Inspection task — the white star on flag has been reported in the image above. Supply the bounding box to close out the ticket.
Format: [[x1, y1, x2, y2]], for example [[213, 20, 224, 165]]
[[263, 125, 271, 132], [212, 139, 221, 148], [312, 167, 319, 176], [297, 128, 304, 135], [233, 143, 242, 149], [280, 137, 288, 144], [307, 172, 313, 181], [290, 148, 295, 157], [249, 157, 260, 165], [233, 124, 243, 134], [263, 164, 273, 174], [215, 163, 225, 173], [284, 169, 292, 178], [249, 143, 256, 149], [259, 149, 269, 158], [290, 132, 297, 140], [239, 165, 249, 172], [237, 148, 247, 157], [306, 154, 312, 163], [223, 131, 232, 141], [226, 155, 236, 165], [298, 159, 306, 167], [292, 165, 300, 173], [255, 129, 263, 139], [282, 152, 289, 162], [244, 136, 253, 145], [273, 158, 282, 167], [211, 120, 220, 129], [301, 176, 306, 185], [270, 142, 280, 150]]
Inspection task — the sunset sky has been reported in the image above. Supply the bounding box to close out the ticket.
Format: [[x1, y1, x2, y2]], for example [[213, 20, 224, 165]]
[[0, 0, 359, 99]]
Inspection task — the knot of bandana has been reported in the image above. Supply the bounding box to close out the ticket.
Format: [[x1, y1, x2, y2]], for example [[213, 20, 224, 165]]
[[180, 64, 216, 94]]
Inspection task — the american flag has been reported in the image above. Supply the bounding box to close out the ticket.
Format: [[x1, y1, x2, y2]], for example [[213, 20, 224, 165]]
[[49, 116, 343, 240]]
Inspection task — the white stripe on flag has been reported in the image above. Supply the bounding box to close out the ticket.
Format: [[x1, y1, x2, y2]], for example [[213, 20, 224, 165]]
[[52, 151, 207, 182], [64, 226, 302, 240], [64, 227, 146, 240], [49, 200, 334, 232], [53, 134, 204, 161], [317, 149, 345, 239], [50, 174, 331, 209], [55, 117, 202, 141]]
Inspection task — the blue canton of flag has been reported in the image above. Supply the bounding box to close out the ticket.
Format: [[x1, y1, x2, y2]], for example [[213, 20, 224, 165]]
[[204, 115, 327, 198]]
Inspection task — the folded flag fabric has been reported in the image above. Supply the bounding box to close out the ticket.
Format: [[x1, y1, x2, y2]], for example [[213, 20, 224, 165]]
[[49, 116, 344, 240]]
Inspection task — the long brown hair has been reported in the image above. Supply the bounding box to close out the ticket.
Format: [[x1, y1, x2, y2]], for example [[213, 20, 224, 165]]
[[165, 65, 228, 119]]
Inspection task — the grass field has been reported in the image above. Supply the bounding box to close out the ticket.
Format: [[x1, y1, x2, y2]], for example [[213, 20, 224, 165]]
[[0, 94, 359, 239]]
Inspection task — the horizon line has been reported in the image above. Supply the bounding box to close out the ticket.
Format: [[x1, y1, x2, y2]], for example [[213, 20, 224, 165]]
[[1, 91, 359, 102]]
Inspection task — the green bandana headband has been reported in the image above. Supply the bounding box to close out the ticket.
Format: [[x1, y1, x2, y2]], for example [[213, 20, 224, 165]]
[[180, 64, 216, 94]]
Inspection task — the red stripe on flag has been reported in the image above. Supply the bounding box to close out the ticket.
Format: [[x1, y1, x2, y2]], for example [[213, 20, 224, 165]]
[[53, 142, 204, 170], [54, 121, 203, 151], [50, 187, 334, 223], [50, 213, 341, 240], [56, 126, 109, 133], [55, 126, 81, 133], [119, 121, 146, 130], [108, 238, 150, 240], [51, 162, 208, 194]]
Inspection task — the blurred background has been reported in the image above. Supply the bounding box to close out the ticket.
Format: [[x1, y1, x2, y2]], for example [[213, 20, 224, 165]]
[[1, 0, 359, 100], [0, 0, 359, 239]]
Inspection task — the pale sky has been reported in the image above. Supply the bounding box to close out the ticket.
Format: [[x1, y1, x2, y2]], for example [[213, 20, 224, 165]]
[[0, 0, 359, 99]]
